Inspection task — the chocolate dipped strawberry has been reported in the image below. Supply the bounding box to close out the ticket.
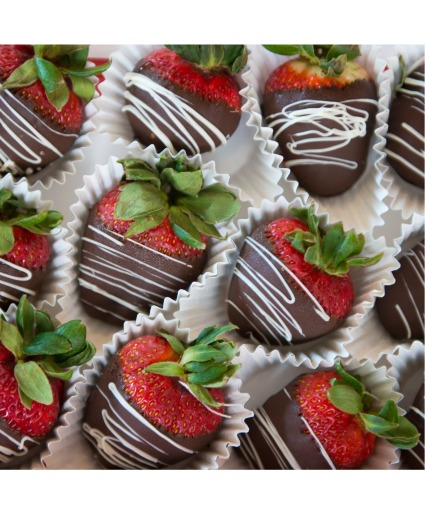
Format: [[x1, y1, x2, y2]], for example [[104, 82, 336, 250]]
[[78, 154, 239, 324], [227, 204, 383, 346], [0, 187, 62, 311], [239, 361, 420, 470], [0, 45, 111, 177], [262, 45, 377, 196], [375, 240, 424, 341], [386, 55, 425, 189], [0, 295, 95, 468], [123, 45, 248, 155], [83, 324, 240, 469]]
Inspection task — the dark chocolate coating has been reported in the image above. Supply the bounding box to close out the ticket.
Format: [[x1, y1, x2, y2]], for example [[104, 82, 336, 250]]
[[227, 224, 341, 346], [375, 241, 424, 340], [238, 377, 333, 470], [78, 207, 207, 325], [0, 89, 78, 176], [386, 59, 425, 189], [401, 383, 424, 470], [0, 418, 43, 469], [124, 58, 241, 156], [0, 259, 47, 312], [263, 80, 377, 196], [83, 354, 220, 469]]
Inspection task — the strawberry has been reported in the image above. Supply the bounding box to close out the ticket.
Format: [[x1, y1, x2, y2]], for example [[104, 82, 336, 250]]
[[83, 324, 240, 469], [78, 154, 239, 324], [0, 295, 95, 468], [262, 45, 377, 196], [239, 361, 420, 470], [227, 204, 383, 345], [0, 187, 63, 311], [386, 55, 425, 189], [0, 45, 111, 176], [123, 45, 248, 155]]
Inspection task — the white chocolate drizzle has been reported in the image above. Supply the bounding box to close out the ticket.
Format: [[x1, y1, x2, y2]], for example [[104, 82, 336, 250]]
[[0, 426, 37, 464], [266, 98, 377, 169], [78, 224, 193, 319], [0, 257, 36, 305], [0, 89, 77, 175], [82, 382, 194, 469], [227, 236, 330, 345], [123, 72, 229, 155], [386, 62, 425, 180]]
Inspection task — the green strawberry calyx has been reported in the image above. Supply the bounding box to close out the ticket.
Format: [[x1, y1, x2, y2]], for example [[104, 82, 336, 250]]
[[0, 45, 112, 111], [165, 45, 248, 74], [263, 44, 361, 77], [144, 324, 240, 410], [284, 204, 383, 276], [0, 187, 63, 256], [0, 295, 96, 409], [115, 154, 240, 249], [327, 361, 420, 450]]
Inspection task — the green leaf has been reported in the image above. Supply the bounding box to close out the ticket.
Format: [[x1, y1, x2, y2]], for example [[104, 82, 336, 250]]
[[184, 360, 216, 373], [160, 167, 203, 197], [35, 310, 55, 335], [39, 358, 74, 380], [383, 416, 421, 449], [326, 45, 360, 63], [263, 45, 302, 56], [53, 340, 95, 368], [0, 58, 38, 90], [322, 223, 345, 266], [169, 206, 206, 249], [200, 45, 224, 68], [194, 324, 238, 346], [16, 295, 35, 344], [18, 387, 33, 409], [69, 75, 95, 103], [124, 208, 168, 238], [156, 329, 185, 356], [118, 159, 161, 188], [55, 320, 87, 353], [0, 318, 24, 359], [178, 183, 239, 224], [144, 361, 185, 377], [346, 253, 384, 268], [203, 363, 241, 387], [34, 57, 70, 111], [377, 400, 399, 424], [0, 188, 13, 209], [115, 182, 168, 221], [187, 364, 228, 385], [327, 384, 363, 414], [14, 361, 53, 405], [165, 45, 201, 65], [0, 223, 14, 255], [24, 332, 72, 356], [188, 383, 223, 408], [335, 361, 364, 396], [66, 61, 112, 77], [359, 413, 399, 435], [180, 345, 228, 366]]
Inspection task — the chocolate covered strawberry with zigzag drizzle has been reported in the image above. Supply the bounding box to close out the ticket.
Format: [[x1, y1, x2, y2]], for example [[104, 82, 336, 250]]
[[262, 45, 377, 196], [227, 205, 383, 346], [78, 155, 239, 324], [0, 45, 111, 177], [123, 45, 248, 155]]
